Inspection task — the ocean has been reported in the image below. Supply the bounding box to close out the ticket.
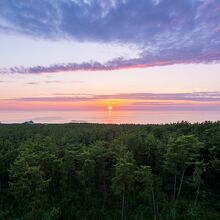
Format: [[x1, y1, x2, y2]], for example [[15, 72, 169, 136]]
[[0, 110, 219, 124]]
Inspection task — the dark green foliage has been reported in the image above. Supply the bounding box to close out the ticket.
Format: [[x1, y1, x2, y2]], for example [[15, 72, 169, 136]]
[[0, 122, 219, 219]]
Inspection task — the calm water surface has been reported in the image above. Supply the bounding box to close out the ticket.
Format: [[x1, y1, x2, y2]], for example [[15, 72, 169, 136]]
[[0, 110, 219, 124]]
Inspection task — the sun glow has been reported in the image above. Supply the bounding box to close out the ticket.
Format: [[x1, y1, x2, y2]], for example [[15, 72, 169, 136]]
[[108, 105, 112, 117]]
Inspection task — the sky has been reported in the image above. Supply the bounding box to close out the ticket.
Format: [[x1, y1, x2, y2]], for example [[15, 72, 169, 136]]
[[0, 0, 220, 120]]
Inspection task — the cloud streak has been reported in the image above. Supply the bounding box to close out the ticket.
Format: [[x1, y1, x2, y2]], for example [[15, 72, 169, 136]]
[[1, 0, 220, 73], [1, 91, 220, 111], [12, 91, 220, 102], [25, 80, 83, 85], [2, 49, 220, 74]]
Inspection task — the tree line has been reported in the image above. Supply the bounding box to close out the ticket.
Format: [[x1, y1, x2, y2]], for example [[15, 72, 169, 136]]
[[0, 121, 219, 219]]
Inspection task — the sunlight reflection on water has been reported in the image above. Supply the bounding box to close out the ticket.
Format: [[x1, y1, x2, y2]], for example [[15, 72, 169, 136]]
[[0, 110, 220, 124]]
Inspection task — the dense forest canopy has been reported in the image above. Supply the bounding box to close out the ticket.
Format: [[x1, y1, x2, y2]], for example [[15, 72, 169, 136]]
[[0, 122, 219, 220]]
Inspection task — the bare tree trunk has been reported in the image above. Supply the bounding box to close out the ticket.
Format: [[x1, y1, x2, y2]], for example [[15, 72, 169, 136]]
[[151, 189, 157, 220], [177, 168, 186, 199], [102, 179, 106, 210], [194, 185, 200, 206], [173, 174, 177, 201], [156, 203, 159, 220], [121, 186, 125, 220]]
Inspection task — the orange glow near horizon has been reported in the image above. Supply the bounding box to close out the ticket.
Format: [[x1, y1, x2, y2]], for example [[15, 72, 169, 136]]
[[0, 97, 220, 111]]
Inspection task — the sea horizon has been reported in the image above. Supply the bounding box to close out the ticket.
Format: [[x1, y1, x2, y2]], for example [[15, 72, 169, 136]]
[[1, 110, 220, 124]]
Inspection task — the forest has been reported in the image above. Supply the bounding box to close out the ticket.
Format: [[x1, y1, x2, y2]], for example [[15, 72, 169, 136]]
[[0, 121, 219, 220]]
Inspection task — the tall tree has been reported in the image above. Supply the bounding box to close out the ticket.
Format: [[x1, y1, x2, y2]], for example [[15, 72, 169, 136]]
[[112, 151, 136, 220], [135, 165, 160, 220], [164, 135, 203, 201]]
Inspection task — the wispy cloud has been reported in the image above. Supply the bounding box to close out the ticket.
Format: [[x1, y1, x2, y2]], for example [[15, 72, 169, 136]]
[[1, 0, 220, 73], [26, 82, 40, 85], [26, 80, 83, 85], [26, 80, 63, 85], [43, 80, 64, 84]]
